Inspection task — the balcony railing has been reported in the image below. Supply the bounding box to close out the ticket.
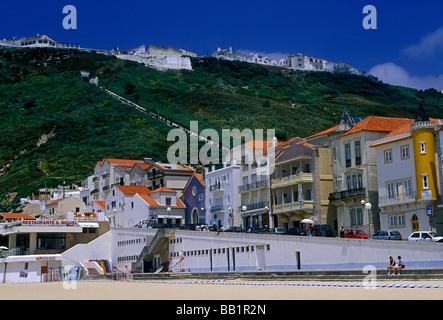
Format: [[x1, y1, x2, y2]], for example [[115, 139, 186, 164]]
[[91, 188, 100, 194], [379, 191, 416, 206], [273, 201, 314, 214], [210, 182, 224, 192], [92, 176, 100, 182], [102, 173, 110, 179], [239, 201, 269, 213], [271, 172, 313, 188], [238, 180, 268, 193], [328, 188, 366, 201], [210, 205, 225, 213]]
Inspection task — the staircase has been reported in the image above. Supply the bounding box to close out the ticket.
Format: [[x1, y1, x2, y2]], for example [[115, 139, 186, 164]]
[[132, 228, 175, 272]]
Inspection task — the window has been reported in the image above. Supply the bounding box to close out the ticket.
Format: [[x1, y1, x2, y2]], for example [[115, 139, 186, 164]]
[[387, 182, 395, 200], [345, 143, 351, 167], [420, 142, 426, 154], [422, 174, 429, 189], [350, 208, 363, 226], [384, 149, 392, 163], [404, 179, 412, 198], [347, 176, 352, 190], [389, 213, 405, 228], [395, 181, 402, 200], [37, 233, 66, 250], [401, 145, 410, 160], [357, 174, 363, 189], [355, 141, 361, 165], [165, 197, 171, 206]]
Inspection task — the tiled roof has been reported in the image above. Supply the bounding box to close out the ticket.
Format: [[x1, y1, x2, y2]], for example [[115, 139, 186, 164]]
[[150, 187, 176, 193], [47, 197, 68, 205], [115, 185, 151, 195], [104, 159, 145, 166], [0, 213, 37, 220], [304, 124, 339, 140], [94, 200, 106, 208], [136, 193, 185, 208], [338, 117, 413, 137]]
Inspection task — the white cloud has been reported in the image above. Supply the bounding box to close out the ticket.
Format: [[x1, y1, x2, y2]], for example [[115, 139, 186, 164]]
[[237, 49, 290, 61], [369, 62, 443, 90], [403, 26, 443, 57]]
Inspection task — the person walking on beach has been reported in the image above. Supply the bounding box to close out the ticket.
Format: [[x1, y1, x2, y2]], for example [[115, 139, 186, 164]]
[[387, 256, 396, 275]]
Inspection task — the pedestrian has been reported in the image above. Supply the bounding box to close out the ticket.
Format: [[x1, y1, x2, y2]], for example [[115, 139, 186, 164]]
[[387, 256, 396, 276], [306, 226, 311, 237], [339, 226, 345, 238], [396, 256, 405, 275]]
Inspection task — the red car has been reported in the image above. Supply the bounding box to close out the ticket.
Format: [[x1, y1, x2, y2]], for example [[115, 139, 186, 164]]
[[343, 229, 369, 239]]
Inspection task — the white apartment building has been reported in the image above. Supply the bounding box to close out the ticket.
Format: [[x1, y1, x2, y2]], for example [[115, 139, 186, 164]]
[[104, 185, 151, 227], [88, 158, 147, 201], [122, 187, 186, 228], [204, 163, 242, 229]]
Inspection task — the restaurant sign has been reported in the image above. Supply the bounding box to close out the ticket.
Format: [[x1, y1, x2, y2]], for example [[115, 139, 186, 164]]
[[22, 220, 79, 227]]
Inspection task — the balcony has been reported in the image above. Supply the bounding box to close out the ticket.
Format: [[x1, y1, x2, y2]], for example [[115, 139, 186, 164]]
[[210, 204, 225, 213], [91, 188, 100, 194], [92, 176, 100, 182], [102, 185, 111, 191], [239, 201, 269, 213], [271, 172, 313, 189], [273, 201, 314, 214], [102, 173, 110, 179], [209, 182, 224, 192], [238, 180, 268, 193], [379, 191, 416, 207], [328, 188, 366, 201]]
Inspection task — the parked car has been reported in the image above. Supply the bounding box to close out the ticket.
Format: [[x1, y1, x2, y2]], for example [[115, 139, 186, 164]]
[[313, 224, 334, 237], [246, 227, 268, 234], [408, 231, 443, 242], [285, 228, 305, 236], [372, 230, 402, 240], [343, 229, 369, 239], [224, 226, 244, 233], [179, 224, 197, 230], [273, 227, 286, 234]]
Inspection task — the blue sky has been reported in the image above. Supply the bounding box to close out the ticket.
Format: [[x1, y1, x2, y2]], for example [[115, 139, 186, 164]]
[[1, 0, 443, 90]]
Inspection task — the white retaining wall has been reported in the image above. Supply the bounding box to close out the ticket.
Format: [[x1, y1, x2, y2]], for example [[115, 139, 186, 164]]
[[169, 231, 443, 272]]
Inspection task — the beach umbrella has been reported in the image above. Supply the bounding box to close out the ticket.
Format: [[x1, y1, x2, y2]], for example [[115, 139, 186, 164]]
[[300, 219, 314, 224]]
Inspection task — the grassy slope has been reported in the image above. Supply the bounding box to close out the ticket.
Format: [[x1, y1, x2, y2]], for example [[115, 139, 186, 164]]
[[1, 47, 443, 208]]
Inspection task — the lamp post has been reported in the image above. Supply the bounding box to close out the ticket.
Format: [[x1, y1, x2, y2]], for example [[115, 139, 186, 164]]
[[228, 206, 233, 227], [167, 206, 171, 227], [361, 200, 372, 235], [241, 205, 249, 229]]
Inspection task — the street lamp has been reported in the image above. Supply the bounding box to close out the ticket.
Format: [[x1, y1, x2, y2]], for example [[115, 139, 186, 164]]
[[361, 200, 372, 234], [167, 207, 171, 226]]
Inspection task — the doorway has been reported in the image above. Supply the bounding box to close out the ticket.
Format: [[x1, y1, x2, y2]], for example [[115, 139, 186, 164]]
[[411, 214, 419, 232], [256, 245, 265, 270]]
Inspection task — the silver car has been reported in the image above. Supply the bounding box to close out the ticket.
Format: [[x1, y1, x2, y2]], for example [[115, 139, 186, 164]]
[[372, 230, 402, 240]]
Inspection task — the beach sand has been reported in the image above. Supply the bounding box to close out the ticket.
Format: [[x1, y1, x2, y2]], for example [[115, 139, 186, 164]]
[[2, 280, 443, 300]]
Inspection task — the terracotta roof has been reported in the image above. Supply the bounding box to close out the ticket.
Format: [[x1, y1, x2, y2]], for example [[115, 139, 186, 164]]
[[94, 200, 106, 208], [47, 197, 68, 205], [193, 173, 204, 186], [304, 124, 339, 140], [339, 117, 413, 137], [0, 213, 37, 220], [104, 159, 145, 166], [136, 193, 185, 208], [150, 187, 177, 193], [115, 185, 151, 195]]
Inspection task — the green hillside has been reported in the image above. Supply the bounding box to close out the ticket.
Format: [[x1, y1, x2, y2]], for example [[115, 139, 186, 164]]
[[1, 47, 443, 210]]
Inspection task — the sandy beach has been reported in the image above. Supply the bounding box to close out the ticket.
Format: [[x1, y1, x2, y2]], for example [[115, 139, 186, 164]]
[[2, 279, 443, 300]]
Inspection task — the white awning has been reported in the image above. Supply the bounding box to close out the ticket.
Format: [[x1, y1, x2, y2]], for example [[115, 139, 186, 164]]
[[78, 222, 99, 228], [157, 215, 184, 219]]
